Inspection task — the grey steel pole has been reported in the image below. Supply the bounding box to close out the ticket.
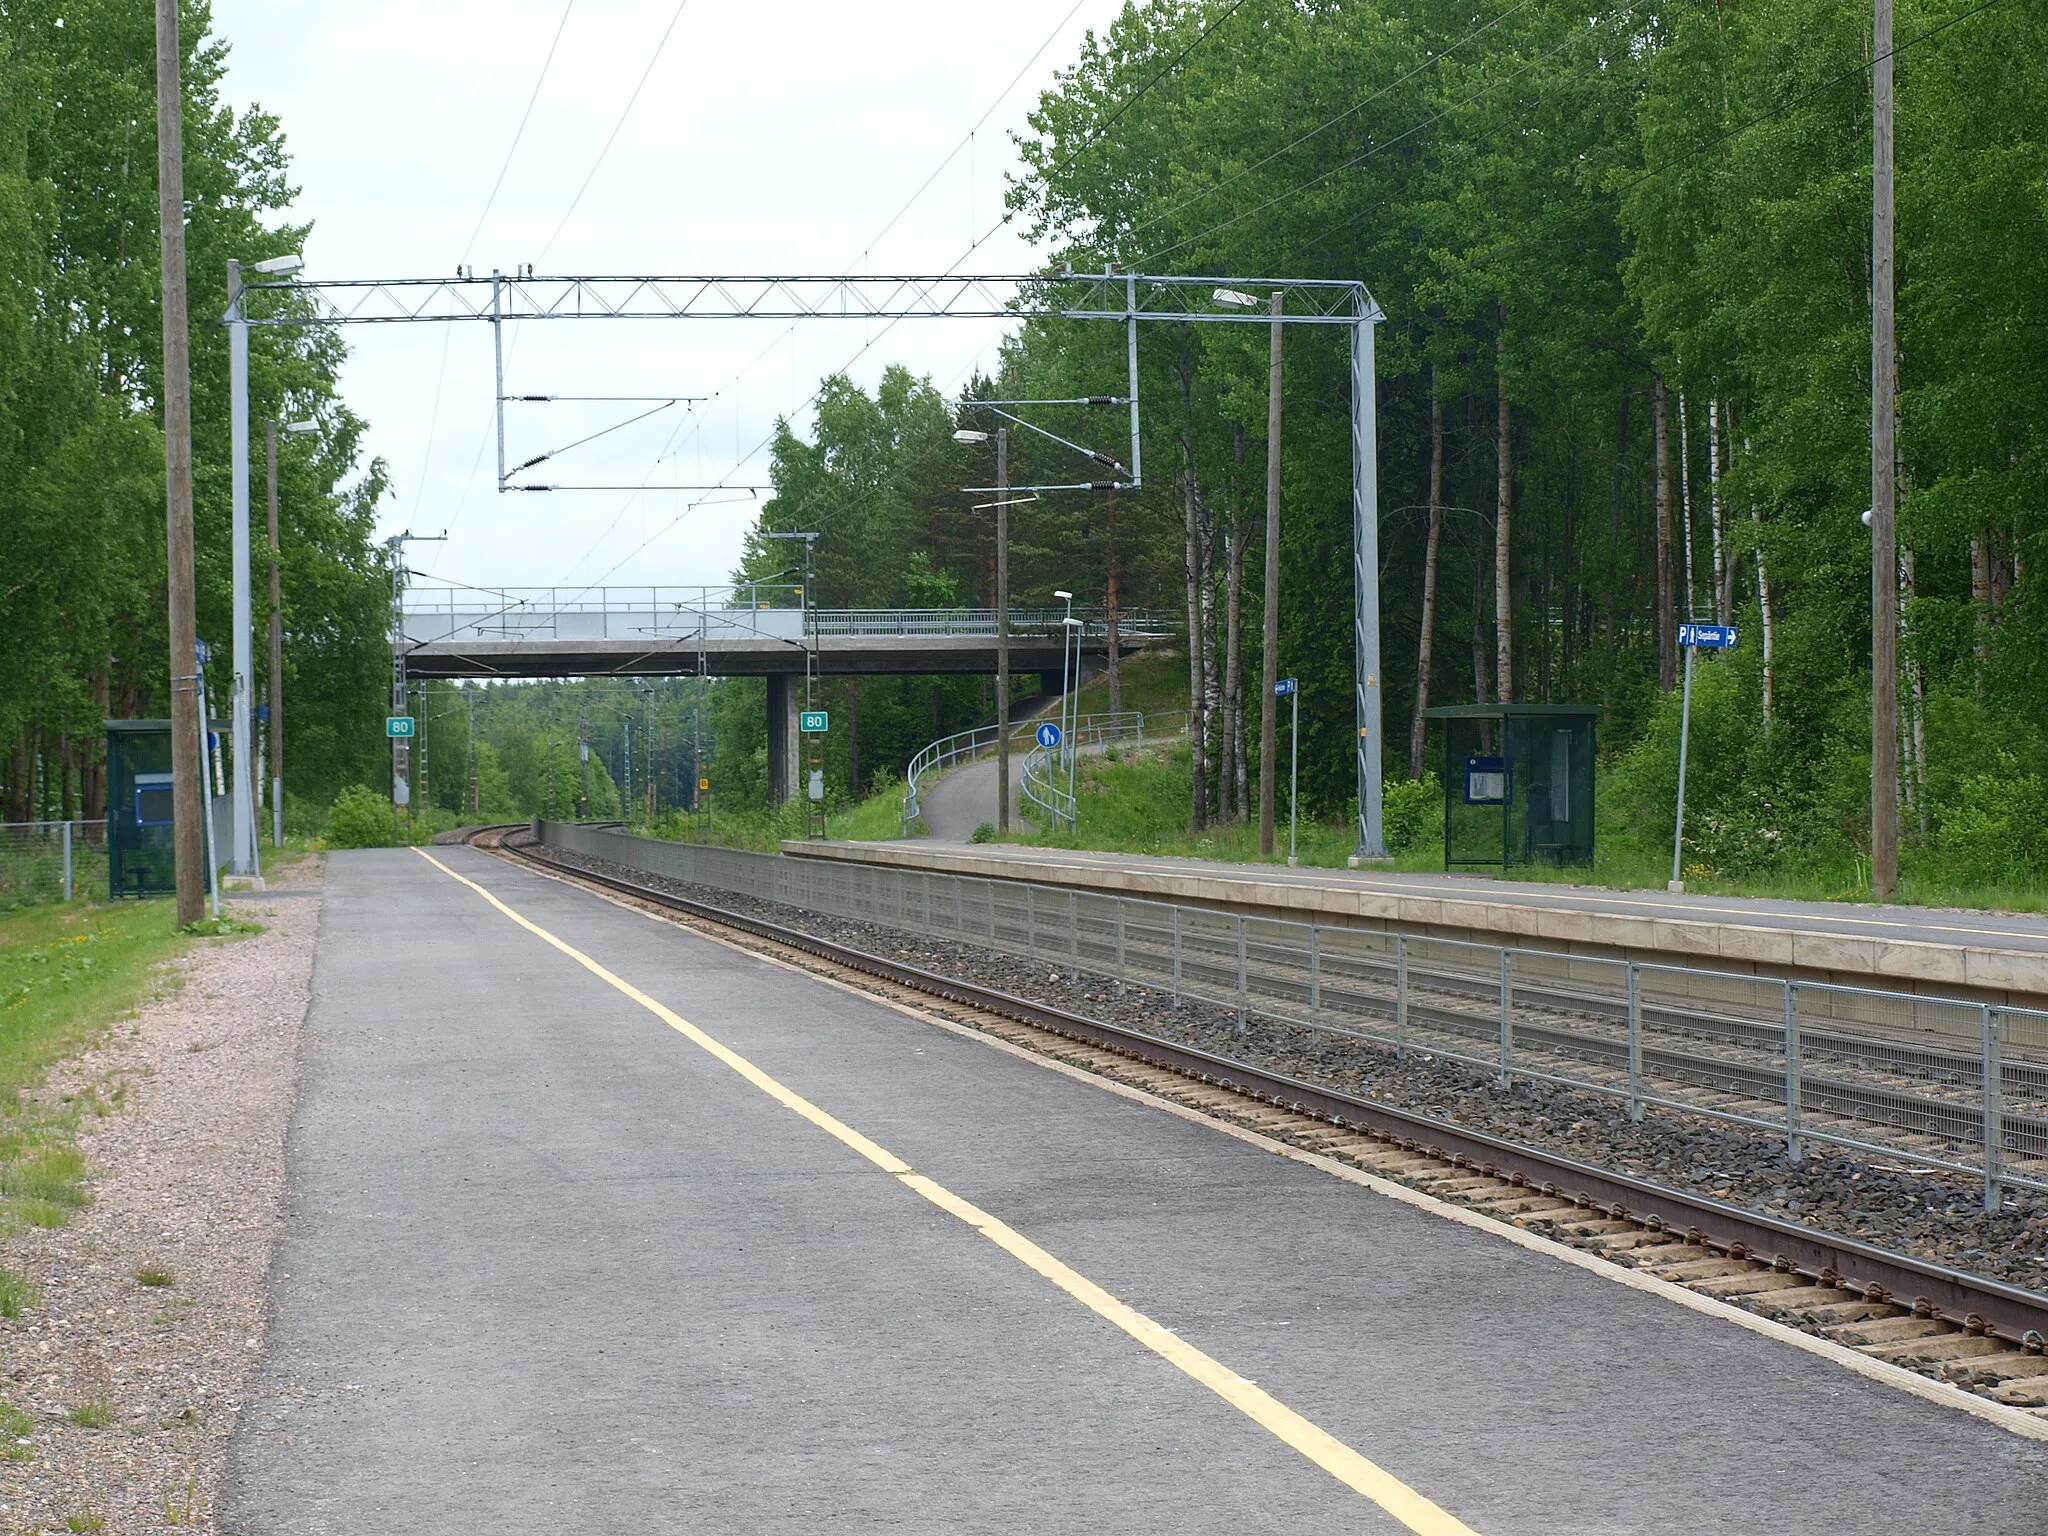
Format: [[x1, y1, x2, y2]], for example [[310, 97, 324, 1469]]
[[267, 420, 285, 847], [1785, 981, 1803, 1161], [1259, 292, 1283, 858], [1983, 1005, 2004, 1213], [1671, 643, 1695, 890], [1308, 924, 1321, 1034], [195, 647, 220, 920], [1235, 913, 1248, 1033], [1395, 934, 1408, 1059], [157, 0, 206, 926], [227, 259, 255, 877], [1627, 963, 1643, 1123], [996, 429, 1010, 832], [1287, 686, 1299, 866], [1349, 315, 1388, 860], [1871, 0, 1899, 898], [1125, 271, 1142, 489], [493, 270, 507, 489], [62, 820, 72, 903], [1499, 950, 1513, 1086]]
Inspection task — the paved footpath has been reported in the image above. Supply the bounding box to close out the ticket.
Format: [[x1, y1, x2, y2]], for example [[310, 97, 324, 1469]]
[[222, 846, 2047, 1533]]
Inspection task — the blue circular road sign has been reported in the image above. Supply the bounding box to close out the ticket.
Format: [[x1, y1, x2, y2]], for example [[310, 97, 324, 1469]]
[[1036, 722, 1063, 749]]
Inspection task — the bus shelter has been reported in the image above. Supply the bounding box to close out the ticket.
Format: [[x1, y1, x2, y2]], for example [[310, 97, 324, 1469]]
[[1424, 704, 1598, 871]]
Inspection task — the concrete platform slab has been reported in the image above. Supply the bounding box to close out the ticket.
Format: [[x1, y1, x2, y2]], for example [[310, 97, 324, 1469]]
[[223, 847, 2048, 1533]]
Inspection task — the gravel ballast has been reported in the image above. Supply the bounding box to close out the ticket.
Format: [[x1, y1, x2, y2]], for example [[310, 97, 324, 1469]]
[[523, 835, 2048, 1298], [0, 859, 320, 1532]]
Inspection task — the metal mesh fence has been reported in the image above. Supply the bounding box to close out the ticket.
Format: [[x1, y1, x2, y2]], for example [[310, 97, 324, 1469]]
[[541, 821, 2042, 1207], [0, 822, 108, 911]]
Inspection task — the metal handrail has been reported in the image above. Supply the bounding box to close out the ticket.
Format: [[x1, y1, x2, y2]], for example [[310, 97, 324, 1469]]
[[1019, 710, 1161, 832], [904, 710, 1160, 835], [402, 583, 1181, 646]]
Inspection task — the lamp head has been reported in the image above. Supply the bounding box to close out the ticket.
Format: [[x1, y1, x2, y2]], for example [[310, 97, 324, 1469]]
[[251, 253, 305, 276], [1212, 287, 1259, 308], [1053, 589, 1073, 601], [952, 429, 989, 444], [286, 420, 317, 434]]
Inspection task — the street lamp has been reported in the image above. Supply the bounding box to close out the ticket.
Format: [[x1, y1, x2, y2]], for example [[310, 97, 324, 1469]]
[[1053, 590, 1077, 827], [264, 417, 316, 846], [225, 249, 305, 882], [953, 429, 989, 444]]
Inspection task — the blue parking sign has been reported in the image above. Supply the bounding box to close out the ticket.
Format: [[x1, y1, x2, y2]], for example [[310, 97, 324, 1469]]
[[1678, 623, 1737, 649]]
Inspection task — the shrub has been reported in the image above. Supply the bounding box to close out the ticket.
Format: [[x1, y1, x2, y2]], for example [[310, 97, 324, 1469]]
[[968, 822, 996, 844], [1381, 773, 1440, 854], [325, 786, 395, 849], [1931, 767, 2048, 887]]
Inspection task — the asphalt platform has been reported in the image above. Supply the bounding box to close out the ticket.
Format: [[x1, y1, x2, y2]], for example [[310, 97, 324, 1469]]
[[220, 846, 2048, 1533]]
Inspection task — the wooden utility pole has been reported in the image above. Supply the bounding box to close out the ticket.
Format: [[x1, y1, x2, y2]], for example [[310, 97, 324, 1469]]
[[157, 0, 204, 925], [1654, 375, 1677, 692], [1495, 328, 1514, 703], [1409, 372, 1444, 779], [995, 428, 1011, 833], [1871, 0, 1899, 897], [1257, 292, 1283, 857]]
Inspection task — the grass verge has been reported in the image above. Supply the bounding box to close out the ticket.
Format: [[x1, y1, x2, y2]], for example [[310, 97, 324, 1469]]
[[0, 898, 245, 1303]]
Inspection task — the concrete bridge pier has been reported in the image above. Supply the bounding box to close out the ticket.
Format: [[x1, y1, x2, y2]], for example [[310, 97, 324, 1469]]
[[766, 675, 800, 805]]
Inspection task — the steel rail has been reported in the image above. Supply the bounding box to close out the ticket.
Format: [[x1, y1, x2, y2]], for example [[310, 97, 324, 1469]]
[[479, 828, 2048, 1348]]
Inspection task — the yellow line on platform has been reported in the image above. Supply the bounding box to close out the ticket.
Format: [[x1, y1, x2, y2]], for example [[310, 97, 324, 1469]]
[[414, 847, 1479, 1534]]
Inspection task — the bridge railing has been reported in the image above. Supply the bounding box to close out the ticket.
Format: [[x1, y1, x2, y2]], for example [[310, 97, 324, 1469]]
[[401, 584, 1179, 647]]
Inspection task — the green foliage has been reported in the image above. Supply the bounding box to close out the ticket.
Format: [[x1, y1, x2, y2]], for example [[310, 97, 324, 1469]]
[[325, 786, 394, 850], [1925, 764, 2048, 888], [968, 822, 997, 844], [0, 0, 392, 814], [1381, 774, 1440, 856]]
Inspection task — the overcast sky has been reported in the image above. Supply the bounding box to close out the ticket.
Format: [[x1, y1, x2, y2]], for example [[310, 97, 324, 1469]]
[[209, 0, 1122, 596]]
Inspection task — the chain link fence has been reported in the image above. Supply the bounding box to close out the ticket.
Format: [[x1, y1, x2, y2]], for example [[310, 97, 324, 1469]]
[[540, 821, 2046, 1209]]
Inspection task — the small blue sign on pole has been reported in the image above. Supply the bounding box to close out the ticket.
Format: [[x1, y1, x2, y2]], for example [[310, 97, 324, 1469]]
[[1678, 623, 1737, 649], [1274, 677, 1298, 697], [1035, 722, 1062, 749]]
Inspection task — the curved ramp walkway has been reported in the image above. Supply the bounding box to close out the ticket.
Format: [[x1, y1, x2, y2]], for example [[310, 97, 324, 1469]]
[[222, 846, 2045, 1532]]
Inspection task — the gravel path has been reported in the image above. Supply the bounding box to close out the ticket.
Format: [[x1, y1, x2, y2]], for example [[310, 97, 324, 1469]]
[[525, 836, 2048, 1297], [0, 858, 321, 1534]]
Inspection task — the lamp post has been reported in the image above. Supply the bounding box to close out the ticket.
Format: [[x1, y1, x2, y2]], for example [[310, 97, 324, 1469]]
[[225, 250, 303, 880], [266, 418, 315, 846], [1055, 589, 1077, 827]]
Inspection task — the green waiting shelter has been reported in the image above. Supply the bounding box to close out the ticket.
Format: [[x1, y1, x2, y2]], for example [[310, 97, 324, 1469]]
[[1423, 703, 1599, 871], [105, 718, 227, 898]]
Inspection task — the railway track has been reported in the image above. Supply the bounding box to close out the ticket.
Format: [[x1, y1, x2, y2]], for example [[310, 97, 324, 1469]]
[[469, 825, 2048, 1430]]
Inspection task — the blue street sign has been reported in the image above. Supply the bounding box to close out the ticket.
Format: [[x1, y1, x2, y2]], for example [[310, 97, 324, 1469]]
[[1035, 722, 1062, 749], [1678, 623, 1737, 649], [1274, 677, 1298, 697]]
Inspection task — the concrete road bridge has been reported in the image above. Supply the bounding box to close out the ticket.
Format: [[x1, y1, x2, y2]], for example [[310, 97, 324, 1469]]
[[400, 583, 1171, 798]]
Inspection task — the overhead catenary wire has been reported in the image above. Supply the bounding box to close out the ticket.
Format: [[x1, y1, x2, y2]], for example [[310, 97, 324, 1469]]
[[418, 0, 579, 543], [571, 0, 1256, 591], [535, 0, 692, 266]]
